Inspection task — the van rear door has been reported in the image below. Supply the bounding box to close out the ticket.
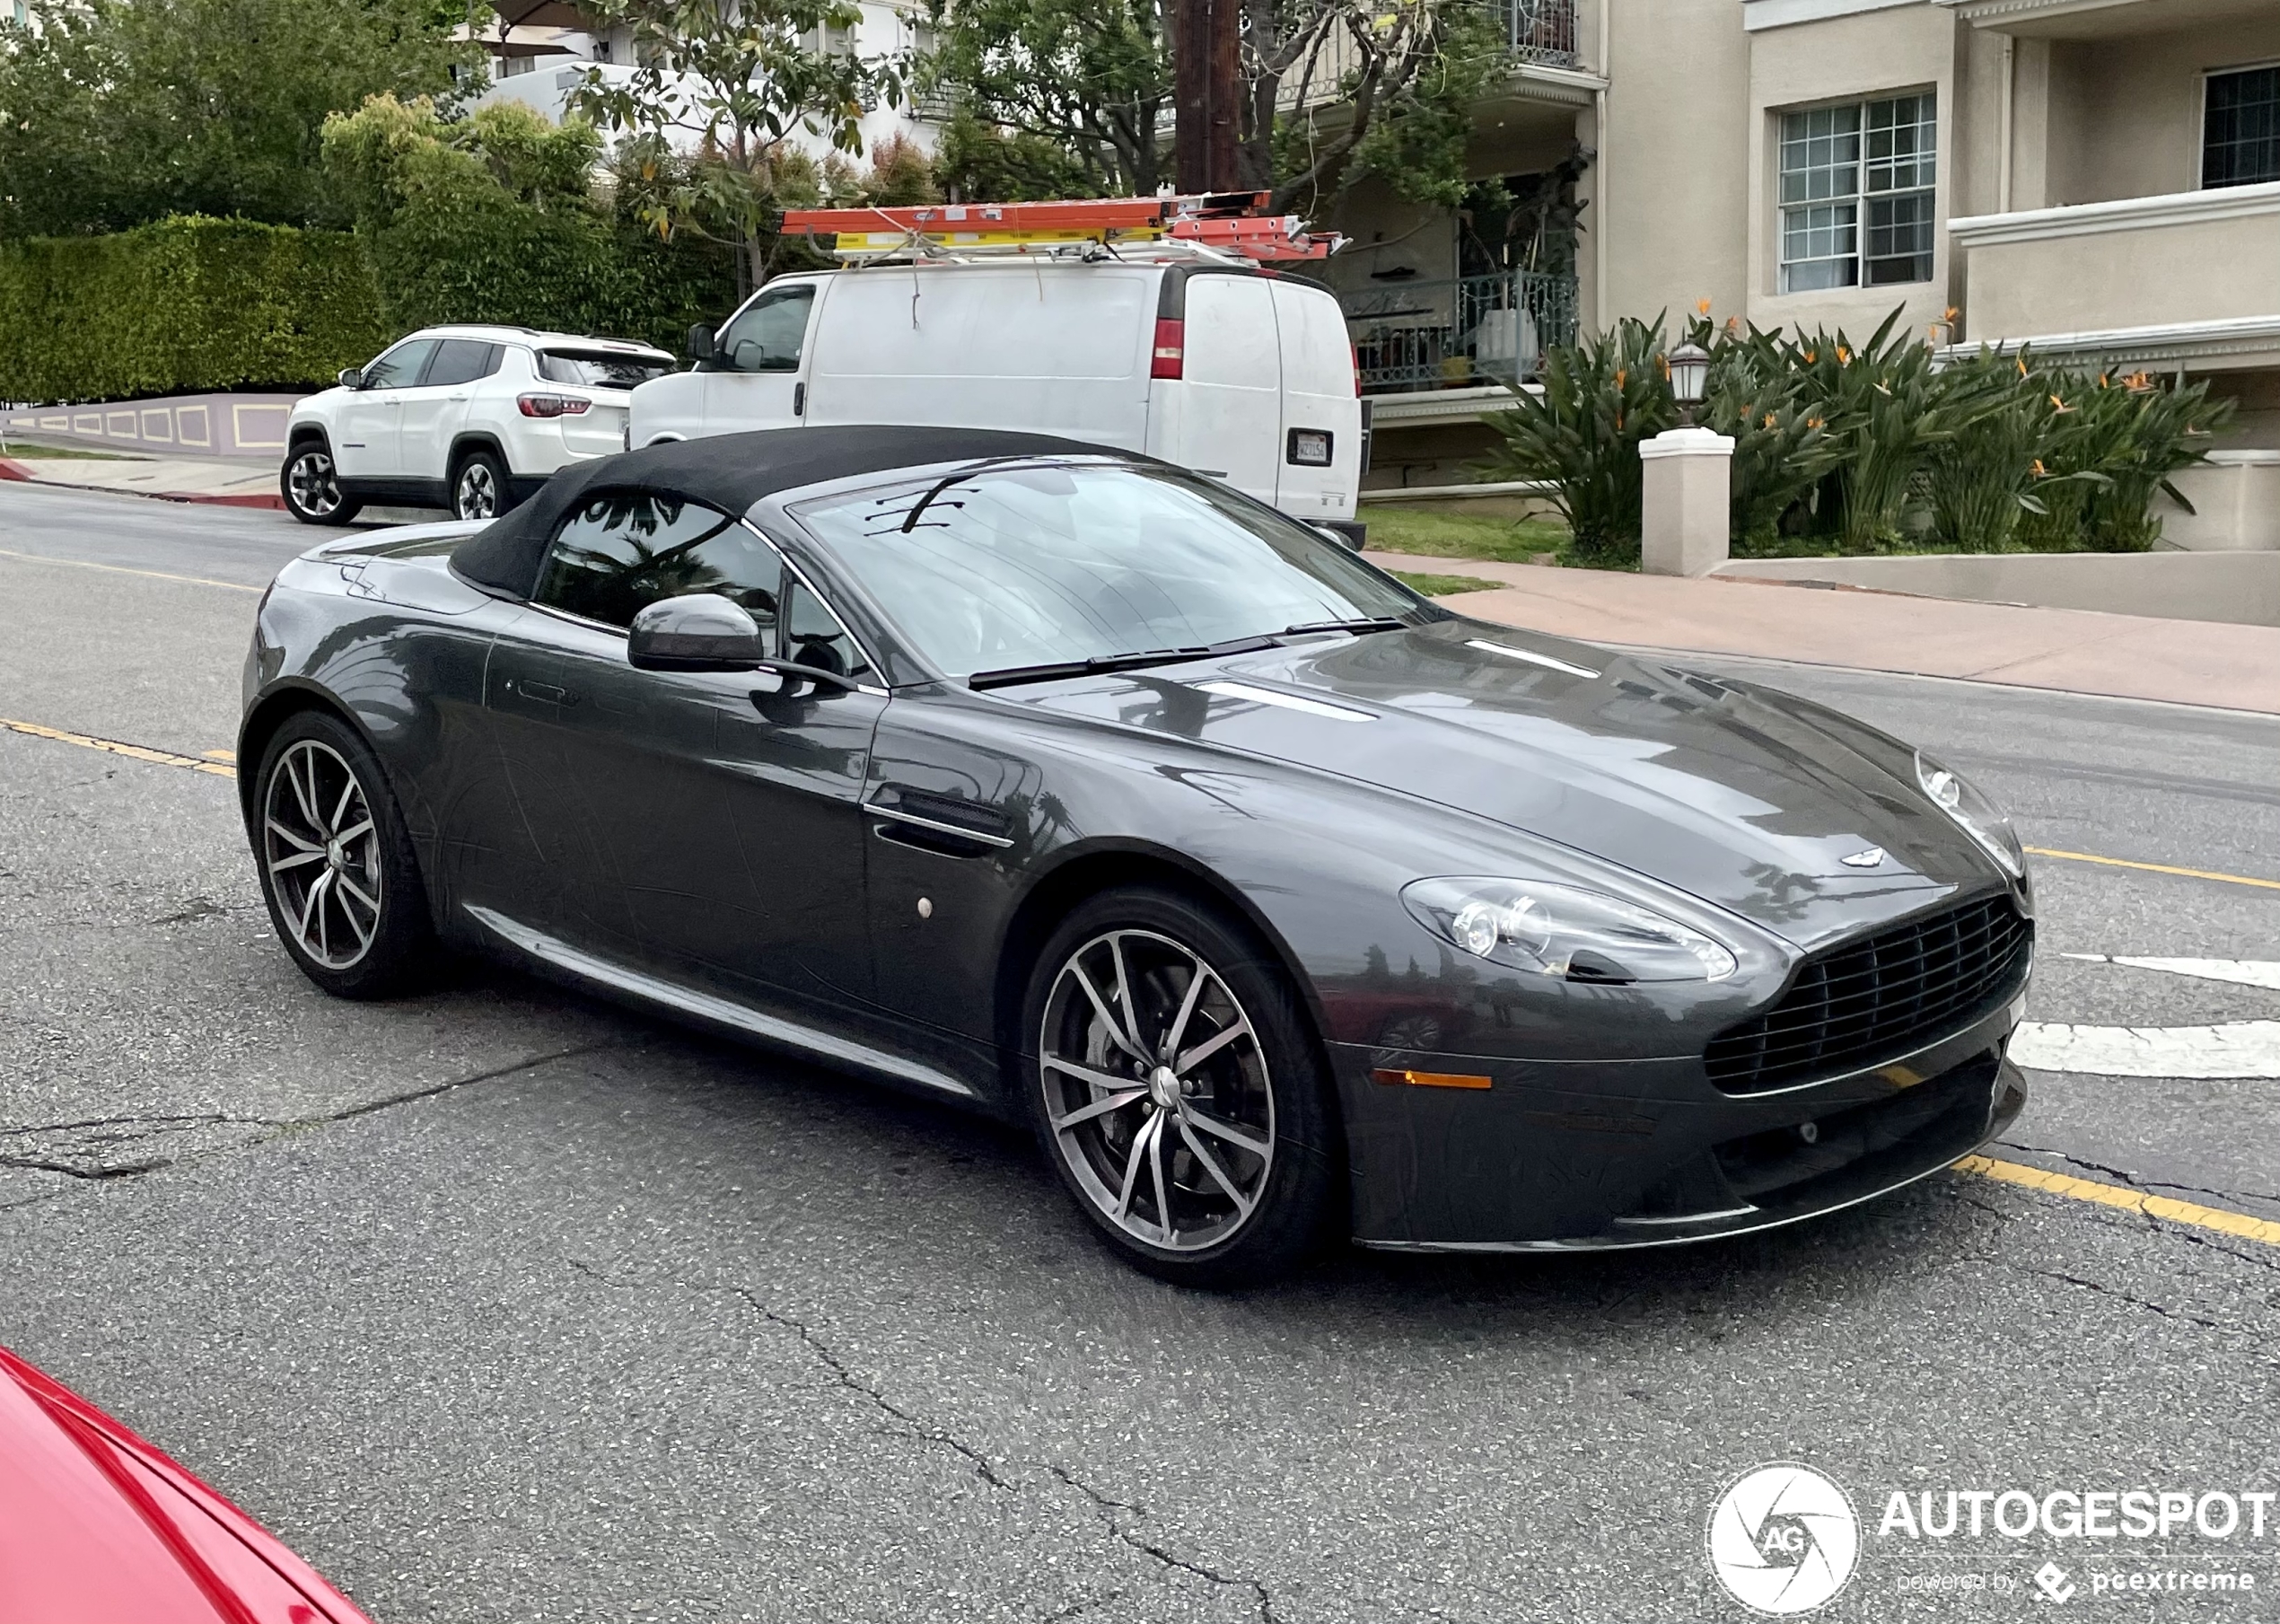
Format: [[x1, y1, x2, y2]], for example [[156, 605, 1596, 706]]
[[1172, 275, 1282, 505], [1268, 280, 1362, 522]]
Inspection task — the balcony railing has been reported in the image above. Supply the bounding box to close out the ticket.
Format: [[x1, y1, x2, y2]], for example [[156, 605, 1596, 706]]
[[1498, 0, 1578, 67], [1335, 270, 1578, 394]]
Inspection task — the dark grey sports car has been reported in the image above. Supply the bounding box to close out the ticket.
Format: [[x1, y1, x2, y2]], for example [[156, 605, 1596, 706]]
[[240, 426, 2032, 1283]]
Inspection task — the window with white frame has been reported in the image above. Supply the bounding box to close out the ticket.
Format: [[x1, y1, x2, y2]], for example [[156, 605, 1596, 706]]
[[2204, 66, 2279, 189], [1777, 93, 1936, 294]]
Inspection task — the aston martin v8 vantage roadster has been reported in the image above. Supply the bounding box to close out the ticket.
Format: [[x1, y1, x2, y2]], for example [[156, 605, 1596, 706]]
[[241, 426, 2033, 1283]]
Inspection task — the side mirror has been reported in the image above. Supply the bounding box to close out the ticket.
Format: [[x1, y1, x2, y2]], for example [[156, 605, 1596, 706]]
[[687, 323, 718, 364], [338, 367, 364, 390], [627, 593, 765, 672]]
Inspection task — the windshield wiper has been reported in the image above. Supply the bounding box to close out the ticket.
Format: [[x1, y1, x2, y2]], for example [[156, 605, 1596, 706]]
[[1281, 616, 1406, 638], [968, 633, 1284, 691]]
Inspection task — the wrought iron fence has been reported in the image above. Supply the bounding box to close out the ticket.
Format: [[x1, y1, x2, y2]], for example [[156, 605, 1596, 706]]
[[1498, 0, 1579, 66], [1336, 270, 1578, 394]]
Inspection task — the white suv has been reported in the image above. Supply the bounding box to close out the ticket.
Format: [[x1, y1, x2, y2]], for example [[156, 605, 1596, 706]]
[[280, 325, 677, 525]]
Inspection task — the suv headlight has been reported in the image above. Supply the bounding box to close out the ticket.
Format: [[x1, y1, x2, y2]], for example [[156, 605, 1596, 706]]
[[1401, 878, 1738, 984], [1915, 751, 2023, 879]]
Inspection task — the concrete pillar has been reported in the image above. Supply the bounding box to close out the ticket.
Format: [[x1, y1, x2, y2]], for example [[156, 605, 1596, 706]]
[[1639, 427, 1733, 575]]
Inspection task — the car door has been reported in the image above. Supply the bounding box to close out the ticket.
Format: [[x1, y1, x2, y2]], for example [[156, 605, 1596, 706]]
[[484, 488, 884, 1016], [334, 338, 436, 479], [703, 283, 816, 432], [397, 338, 497, 492], [1173, 276, 1283, 505]]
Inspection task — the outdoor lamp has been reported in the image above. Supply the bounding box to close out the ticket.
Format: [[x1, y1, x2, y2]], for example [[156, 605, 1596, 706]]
[[1668, 341, 1710, 426]]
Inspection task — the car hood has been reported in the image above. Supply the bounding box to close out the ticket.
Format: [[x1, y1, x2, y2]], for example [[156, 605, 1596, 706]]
[[0, 1346, 372, 1624], [1018, 619, 1999, 950]]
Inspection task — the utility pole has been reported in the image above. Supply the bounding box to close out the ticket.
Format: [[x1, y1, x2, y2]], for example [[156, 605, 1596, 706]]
[[1173, 0, 1241, 192]]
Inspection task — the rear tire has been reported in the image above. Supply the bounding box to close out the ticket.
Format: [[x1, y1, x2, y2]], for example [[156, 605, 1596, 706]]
[[281, 441, 361, 526], [252, 710, 433, 999], [1022, 885, 1339, 1287], [451, 448, 511, 522]]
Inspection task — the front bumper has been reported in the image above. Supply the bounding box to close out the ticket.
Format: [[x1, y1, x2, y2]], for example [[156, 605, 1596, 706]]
[[1336, 982, 2029, 1251]]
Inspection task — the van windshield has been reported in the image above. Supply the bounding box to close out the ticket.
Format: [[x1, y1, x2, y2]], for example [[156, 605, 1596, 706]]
[[789, 461, 1430, 684], [537, 350, 674, 389]]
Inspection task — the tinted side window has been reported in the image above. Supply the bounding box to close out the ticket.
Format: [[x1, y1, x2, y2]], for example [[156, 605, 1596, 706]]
[[718, 286, 814, 373], [533, 494, 781, 631], [424, 339, 499, 387], [362, 338, 438, 390]]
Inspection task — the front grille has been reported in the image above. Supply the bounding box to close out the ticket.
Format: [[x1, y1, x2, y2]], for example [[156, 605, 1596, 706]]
[[1706, 894, 2031, 1094]]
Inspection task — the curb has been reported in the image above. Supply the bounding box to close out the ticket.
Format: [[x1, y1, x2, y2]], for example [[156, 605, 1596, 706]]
[[0, 465, 284, 509]]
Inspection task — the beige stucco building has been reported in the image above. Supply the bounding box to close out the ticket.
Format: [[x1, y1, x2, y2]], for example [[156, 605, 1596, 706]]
[[1329, 0, 2280, 487]]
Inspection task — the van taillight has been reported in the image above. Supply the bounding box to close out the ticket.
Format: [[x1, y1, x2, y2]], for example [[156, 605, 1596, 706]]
[[1151, 319, 1185, 381], [1351, 343, 1363, 398]]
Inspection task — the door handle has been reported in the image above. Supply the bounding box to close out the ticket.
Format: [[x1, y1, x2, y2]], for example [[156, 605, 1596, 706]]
[[793, 381, 806, 417], [505, 677, 573, 705]]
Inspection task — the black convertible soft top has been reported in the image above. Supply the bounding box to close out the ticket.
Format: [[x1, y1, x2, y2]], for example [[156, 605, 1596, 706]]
[[451, 424, 1109, 600]]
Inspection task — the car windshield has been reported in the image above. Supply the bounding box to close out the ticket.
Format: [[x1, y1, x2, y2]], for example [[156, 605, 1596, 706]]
[[789, 461, 1430, 681], [536, 350, 674, 388]]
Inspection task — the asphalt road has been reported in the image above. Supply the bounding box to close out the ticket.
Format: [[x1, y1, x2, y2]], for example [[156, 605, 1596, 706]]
[[3, 482, 2276, 1624]]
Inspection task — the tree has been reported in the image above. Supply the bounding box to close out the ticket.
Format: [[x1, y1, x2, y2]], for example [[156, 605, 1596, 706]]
[[917, 0, 1171, 196], [0, 0, 480, 239], [917, 0, 1506, 213], [568, 0, 901, 294]]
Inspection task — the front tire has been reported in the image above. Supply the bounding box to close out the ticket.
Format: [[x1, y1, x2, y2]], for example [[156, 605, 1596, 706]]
[[1022, 886, 1339, 1286], [451, 448, 510, 522], [281, 441, 361, 526], [253, 710, 432, 998]]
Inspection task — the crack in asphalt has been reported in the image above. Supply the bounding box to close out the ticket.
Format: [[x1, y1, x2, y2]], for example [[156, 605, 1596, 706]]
[[724, 1285, 1011, 1491], [1990, 1258, 2229, 1332], [2004, 1139, 2280, 1209], [565, 1260, 1285, 1623], [0, 1041, 623, 1184], [1043, 1462, 1284, 1624]]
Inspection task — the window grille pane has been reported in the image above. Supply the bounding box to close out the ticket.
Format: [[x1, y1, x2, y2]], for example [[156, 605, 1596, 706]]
[[1864, 191, 1935, 285], [1866, 93, 1936, 193], [1780, 203, 1859, 293], [2205, 66, 2280, 189]]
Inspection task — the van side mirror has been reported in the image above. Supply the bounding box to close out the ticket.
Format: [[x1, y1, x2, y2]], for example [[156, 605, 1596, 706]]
[[627, 593, 765, 672], [687, 323, 718, 364], [338, 367, 364, 390]]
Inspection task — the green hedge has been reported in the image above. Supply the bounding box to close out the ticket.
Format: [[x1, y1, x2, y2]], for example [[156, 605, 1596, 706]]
[[0, 215, 390, 401]]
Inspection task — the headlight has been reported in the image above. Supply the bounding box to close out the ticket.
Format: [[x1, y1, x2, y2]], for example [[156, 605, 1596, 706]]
[[1401, 877, 1738, 983], [1915, 751, 2024, 879]]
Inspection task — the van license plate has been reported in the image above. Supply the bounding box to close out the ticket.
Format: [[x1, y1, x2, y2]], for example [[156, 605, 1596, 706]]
[[1286, 428, 1333, 467]]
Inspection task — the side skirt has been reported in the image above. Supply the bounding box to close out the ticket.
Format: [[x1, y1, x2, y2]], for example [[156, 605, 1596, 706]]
[[464, 904, 978, 1102]]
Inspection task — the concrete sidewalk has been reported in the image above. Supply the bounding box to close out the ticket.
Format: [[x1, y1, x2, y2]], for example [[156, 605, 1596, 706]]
[[1365, 549, 2280, 717], [0, 448, 282, 507]]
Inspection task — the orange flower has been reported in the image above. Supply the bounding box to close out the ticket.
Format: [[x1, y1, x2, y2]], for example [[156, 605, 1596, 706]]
[[2048, 394, 2074, 414], [1762, 412, 1777, 430], [1943, 306, 1960, 322], [2015, 356, 2029, 377], [1803, 349, 1817, 364], [1614, 368, 1627, 390], [1806, 416, 1825, 430], [1724, 315, 1741, 336], [2098, 372, 2110, 388], [2030, 459, 2048, 478], [1697, 297, 1713, 316], [1836, 345, 1850, 364]]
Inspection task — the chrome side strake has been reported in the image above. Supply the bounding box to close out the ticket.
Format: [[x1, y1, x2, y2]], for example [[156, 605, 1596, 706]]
[[464, 905, 977, 1099], [863, 800, 1017, 849], [1464, 638, 1600, 680], [1193, 680, 1374, 723]]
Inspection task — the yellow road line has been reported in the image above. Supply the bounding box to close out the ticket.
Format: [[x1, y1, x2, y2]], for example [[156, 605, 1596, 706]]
[[2025, 846, 2280, 891], [1, 716, 237, 778], [1960, 1155, 2280, 1247], [0, 546, 262, 594]]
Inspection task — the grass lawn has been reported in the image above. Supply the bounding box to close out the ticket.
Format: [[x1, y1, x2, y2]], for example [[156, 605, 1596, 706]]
[[1359, 503, 1568, 564], [0, 442, 130, 460], [1390, 570, 1505, 597]]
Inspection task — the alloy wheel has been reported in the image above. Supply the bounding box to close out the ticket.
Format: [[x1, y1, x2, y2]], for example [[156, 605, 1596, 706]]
[[262, 739, 382, 970], [455, 461, 497, 520], [287, 449, 341, 518], [1039, 928, 1276, 1251]]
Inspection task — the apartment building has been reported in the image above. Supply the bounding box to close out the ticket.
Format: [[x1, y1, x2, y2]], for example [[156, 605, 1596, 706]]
[[1339, 0, 2280, 485]]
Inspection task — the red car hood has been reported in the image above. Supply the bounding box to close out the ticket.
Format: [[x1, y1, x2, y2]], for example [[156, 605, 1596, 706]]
[[0, 1345, 373, 1624]]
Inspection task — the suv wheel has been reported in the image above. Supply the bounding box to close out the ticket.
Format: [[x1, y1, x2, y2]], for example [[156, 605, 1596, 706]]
[[281, 442, 361, 526], [452, 449, 509, 521]]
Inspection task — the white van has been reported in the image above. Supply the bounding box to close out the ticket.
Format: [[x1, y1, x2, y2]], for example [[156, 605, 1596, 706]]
[[627, 260, 1367, 533]]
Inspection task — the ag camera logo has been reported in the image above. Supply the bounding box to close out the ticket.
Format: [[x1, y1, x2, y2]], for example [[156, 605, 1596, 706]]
[[1708, 1462, 1862, 1615]]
